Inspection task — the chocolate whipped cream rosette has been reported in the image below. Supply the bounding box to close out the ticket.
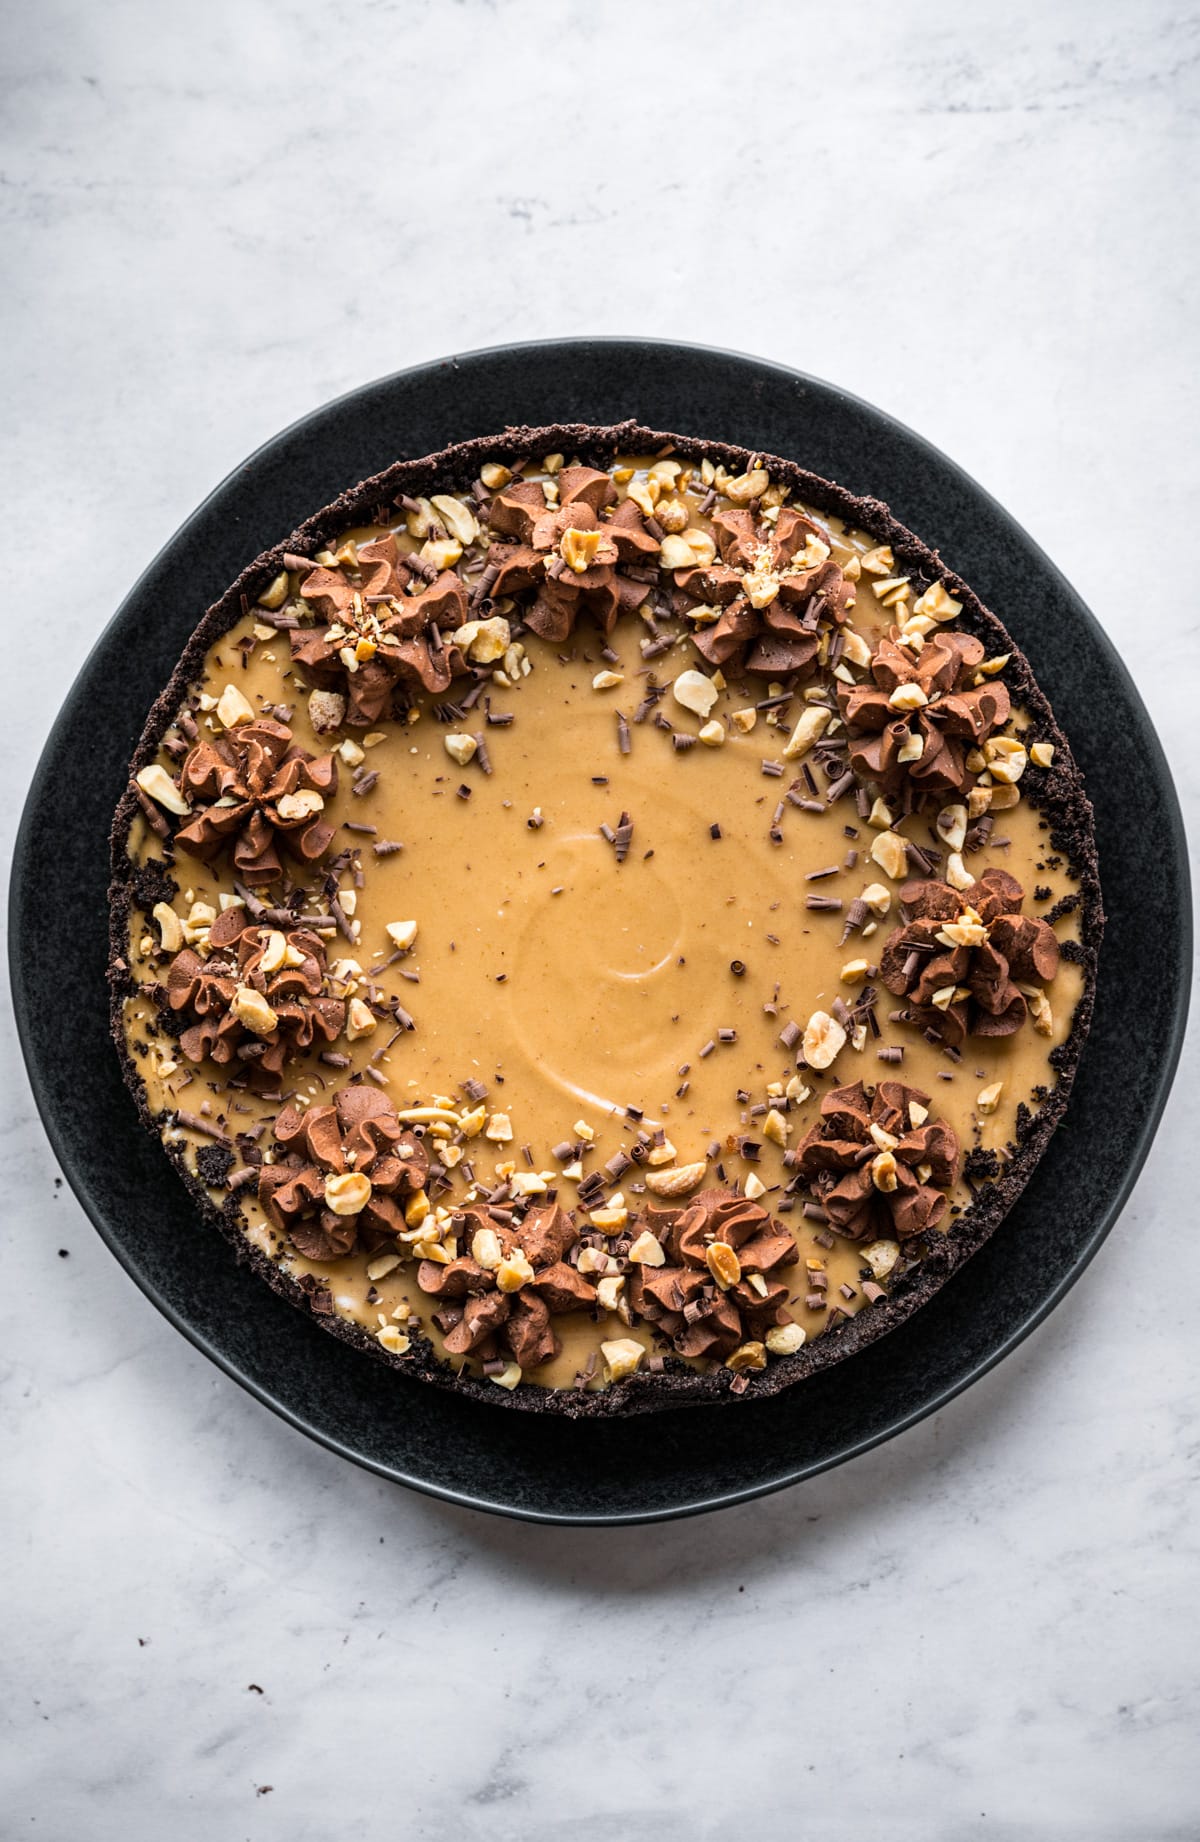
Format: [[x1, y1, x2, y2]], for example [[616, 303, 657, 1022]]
[[109, 422, 1101, 1414]]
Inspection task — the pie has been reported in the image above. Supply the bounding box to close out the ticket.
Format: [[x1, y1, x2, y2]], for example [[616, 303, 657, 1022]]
[[109, 422, 1101, 1413]]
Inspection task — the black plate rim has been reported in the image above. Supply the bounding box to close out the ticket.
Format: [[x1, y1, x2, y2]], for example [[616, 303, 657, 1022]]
[[10, 337, 1191, 1524]]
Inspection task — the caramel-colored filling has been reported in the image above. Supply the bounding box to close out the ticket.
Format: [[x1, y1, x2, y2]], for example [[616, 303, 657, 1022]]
[[121, 464, 1084, 1393]]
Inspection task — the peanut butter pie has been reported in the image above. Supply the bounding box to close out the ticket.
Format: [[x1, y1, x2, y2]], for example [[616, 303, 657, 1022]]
[[109, 423, 1101, 1414]]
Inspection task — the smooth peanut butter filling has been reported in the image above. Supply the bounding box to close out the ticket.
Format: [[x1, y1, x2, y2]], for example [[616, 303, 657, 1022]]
[[118, 451, 1085, 1397]]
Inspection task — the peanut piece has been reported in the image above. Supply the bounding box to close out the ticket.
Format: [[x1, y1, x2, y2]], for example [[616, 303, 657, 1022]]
[[601, 1338, 644, 1382], [230, 985, 277, 1036], [803, 1010, 846, 1071], [644, 1161, 707, 1198], [135, 764, 190, 816], [706, 1241, 741, 1289]]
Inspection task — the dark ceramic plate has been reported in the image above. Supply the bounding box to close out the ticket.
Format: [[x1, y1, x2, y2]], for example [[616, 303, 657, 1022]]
[[10, 340, 1189, 1524]]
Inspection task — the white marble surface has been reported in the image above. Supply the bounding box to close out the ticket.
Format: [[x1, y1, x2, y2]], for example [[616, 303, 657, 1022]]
[[2, 2, 1198, 1835]]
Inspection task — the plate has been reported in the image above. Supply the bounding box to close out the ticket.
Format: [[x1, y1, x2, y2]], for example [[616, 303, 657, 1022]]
[[10, 340, 1189, 1524]]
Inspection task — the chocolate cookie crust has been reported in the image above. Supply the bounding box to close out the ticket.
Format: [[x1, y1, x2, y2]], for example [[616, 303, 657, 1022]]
[[109, 421, 1102, 1415]]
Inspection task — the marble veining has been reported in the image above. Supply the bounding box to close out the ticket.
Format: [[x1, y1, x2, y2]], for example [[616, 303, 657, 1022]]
[[1, 1, 1197, 1835]]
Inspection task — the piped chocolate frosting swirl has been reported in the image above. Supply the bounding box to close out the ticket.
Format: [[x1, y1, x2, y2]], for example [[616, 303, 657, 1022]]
[[165, 909, 345, 1088], [793, 1080, 961, 1241], [880, 870, 1060, 1047], [293, 535, 470, 720], [259, 1086, 430, 1262], [673, 504, 853, 677], [630, 1189, 800, 1360], [416, 1200, 597, 1370], [173, 719, 338, 883], [838, 627, 1010, 800], [486, 466, 658, 643]]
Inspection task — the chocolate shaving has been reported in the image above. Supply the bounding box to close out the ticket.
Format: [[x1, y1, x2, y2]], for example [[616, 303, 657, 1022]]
[[840, 897, 869, 943], [132, 784, 170, 838], [172, 1110, 231, 1144]]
